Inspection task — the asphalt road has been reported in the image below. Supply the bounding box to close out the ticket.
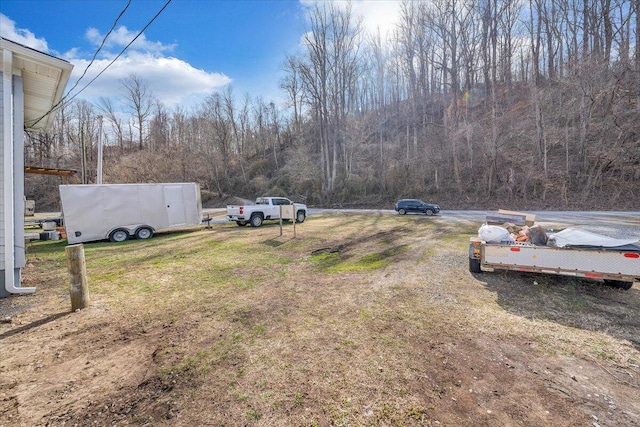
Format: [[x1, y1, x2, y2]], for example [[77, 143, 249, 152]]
[[206, 208, 640, 239]]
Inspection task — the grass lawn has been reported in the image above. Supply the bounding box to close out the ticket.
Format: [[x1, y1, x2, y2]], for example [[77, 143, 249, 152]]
[[2, 213, 639, 426]]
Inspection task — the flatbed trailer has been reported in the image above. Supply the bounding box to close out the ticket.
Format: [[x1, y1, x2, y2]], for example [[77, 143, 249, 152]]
[[469, 238, 640, 290], [24, 216, 63, 227]]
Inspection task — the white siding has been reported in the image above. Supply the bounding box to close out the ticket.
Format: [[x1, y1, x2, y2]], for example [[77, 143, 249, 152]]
[[14, 75, 25, 268], [0, 70, 5, 270], [0, 72, 26, 271]]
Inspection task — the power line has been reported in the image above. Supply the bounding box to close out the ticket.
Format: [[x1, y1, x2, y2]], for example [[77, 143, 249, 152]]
[[27, 0, 173, 128], [64, 0, 174, 103], [62, 0, 133, 99]]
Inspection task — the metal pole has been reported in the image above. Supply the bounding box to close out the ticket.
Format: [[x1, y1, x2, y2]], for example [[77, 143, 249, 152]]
[[81, 127, 86, 184], [97, 115, 103, 184]]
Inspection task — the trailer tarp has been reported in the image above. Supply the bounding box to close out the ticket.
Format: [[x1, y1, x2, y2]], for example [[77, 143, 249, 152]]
[[548, 228, 640, 250]]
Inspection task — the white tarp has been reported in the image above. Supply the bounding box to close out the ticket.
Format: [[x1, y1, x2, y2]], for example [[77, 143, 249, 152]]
[[548, 228, 640, 249]]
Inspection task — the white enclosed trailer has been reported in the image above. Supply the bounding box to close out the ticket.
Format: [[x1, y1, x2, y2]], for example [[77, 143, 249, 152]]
[[59, 183, 202, 244]]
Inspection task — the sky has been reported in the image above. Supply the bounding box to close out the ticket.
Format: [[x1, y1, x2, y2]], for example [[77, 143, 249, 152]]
[[0, 0, 402, 112]]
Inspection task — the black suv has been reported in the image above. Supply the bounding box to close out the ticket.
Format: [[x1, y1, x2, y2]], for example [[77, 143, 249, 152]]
[[395, 199, 440, 216]]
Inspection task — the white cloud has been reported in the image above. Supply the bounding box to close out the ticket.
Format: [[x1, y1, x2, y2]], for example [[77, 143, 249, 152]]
[[351, 1, 402, 40], [68, 54, 231, 108], [62, 23, 231, 108], [300, 0, 401, 40], [85, 25, 176, 55], [0, 13, 49, 52], [1, 13, 230, 110]]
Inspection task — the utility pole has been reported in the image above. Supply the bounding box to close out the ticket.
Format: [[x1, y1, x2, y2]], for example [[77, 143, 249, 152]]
[[97, 115, 104, 184], [81, 127, 86, 184]]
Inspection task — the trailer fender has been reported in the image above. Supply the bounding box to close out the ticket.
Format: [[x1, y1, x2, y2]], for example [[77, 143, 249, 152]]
[[469, 238, 483, 260]]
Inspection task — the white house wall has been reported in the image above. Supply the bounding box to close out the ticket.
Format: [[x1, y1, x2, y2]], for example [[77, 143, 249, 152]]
[[1, 65, 30, 297], [13, 74, 26, 269], [0, 38, 72, 297], [0, 69, 4, 271]]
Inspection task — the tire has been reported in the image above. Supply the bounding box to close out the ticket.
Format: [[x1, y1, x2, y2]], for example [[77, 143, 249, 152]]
[[296, 210, 306, 223], [109, 228, 130, 243], [469, 257, 482, 273], [135, 226, 153, 240], [605, 280, 633, 290], [398, 208, 406, 215], [236, 221, 247, 226], [250, 214, 263, 227], [620, 282, 633, 290], [425, 209, 434, 216]]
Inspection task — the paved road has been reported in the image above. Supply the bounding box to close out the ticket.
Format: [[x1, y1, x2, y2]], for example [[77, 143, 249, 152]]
[[206, 208, 640, 239]]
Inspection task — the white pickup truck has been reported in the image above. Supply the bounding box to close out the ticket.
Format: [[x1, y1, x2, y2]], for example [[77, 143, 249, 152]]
[[226, 197, 307, 227]]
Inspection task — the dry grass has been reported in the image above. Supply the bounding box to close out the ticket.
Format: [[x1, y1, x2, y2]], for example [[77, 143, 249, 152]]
[[2, 213, 639, 426]]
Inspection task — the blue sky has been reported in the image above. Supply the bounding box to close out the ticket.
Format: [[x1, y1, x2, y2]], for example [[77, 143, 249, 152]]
[[1, 0, 402, 111]]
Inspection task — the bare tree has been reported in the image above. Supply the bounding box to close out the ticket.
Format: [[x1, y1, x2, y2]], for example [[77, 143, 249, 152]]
[[299, 2, 362, 193], [97, 97, 125, 154], [149, 101, 170, 150], [281, 54, 303, 134], [120, 74, 154, 150], [70, 100, 99, 183], [636, 0, 640, 111]]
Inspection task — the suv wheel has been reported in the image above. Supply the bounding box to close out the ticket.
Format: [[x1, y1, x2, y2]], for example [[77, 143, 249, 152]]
[[398, 208, 406, 215]]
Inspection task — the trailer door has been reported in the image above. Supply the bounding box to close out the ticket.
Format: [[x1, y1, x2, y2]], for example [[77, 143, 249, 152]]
[[164, 185, 188, 226]]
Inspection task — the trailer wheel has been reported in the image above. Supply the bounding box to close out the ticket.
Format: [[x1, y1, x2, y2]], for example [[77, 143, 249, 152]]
[[296, 210, 306, 223], [109, 229, 130, 243], [469, 257, 482, 273], [605, 280, 633, 290], [135, 226, 153, 240], [250, 214, 263, 227], [620, 282, 633, 290], [236, 221, 247, 226]]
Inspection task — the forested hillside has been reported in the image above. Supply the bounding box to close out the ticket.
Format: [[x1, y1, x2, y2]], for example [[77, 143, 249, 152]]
[[25, 1, 640, 211]]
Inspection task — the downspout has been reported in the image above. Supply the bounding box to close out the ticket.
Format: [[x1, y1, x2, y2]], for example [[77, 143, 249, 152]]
[[3, 48, 35, 294]]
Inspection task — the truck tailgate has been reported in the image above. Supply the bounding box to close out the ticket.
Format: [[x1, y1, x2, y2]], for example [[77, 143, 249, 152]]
[[226, 206, 243, 215]]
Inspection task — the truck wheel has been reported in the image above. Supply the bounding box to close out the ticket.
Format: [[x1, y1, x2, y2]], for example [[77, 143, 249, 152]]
[[109, 229, 130, 242], [425, 209, 434, 216], [605, 280, 633, 290], [469, 257, 482, 273], [135, 226, 153, 240], [250, 214, 263, 227], [398, 208, 406, 215], [236, 221, 247, 226], [296, 210, 306, 223]]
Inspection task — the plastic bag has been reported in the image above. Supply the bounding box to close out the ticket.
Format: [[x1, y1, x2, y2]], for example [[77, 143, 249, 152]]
[[478, 224, 514, 243]]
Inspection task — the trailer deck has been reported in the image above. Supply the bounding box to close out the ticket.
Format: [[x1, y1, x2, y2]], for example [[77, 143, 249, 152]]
[[470, 226, 640, 290]]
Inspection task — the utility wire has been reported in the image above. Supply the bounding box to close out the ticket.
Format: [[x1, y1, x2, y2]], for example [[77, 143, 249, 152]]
[[62, 0, 132, 99], [27, 0, 173, 128]]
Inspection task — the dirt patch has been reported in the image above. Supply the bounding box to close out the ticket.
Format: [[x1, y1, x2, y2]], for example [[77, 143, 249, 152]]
[[1, 214, 639, 426]]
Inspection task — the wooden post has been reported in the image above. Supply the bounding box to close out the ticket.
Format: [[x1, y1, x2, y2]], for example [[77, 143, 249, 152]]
[[292, 204, 297, 238], [65, 244, 90, 311]]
